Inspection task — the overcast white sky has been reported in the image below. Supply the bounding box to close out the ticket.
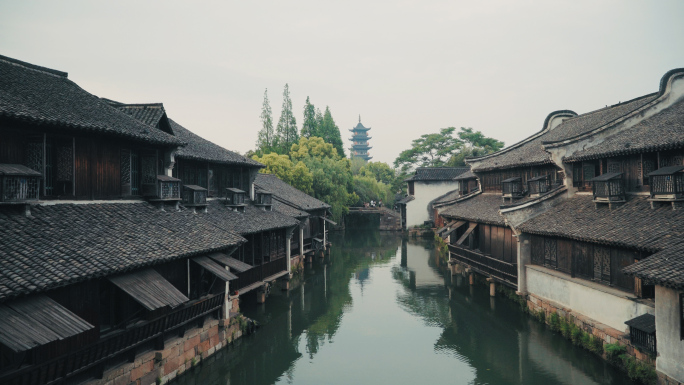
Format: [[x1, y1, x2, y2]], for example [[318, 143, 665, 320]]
[[1, 1, 683, 165]]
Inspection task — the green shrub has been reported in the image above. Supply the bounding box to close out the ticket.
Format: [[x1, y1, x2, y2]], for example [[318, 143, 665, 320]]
[[560, 317, 571, 338], [620, 355, 657, 385], [535, 309, 545, 323], [589, 336, 604, 355], [570, 324, 583, 346], [549, 312, 560, 332], [605, 343, 626, 364]]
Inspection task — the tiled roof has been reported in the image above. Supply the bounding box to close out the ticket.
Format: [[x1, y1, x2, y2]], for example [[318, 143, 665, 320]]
[[202, 200, 299, 235], [433, 189, 461, 205], [0, 202, 246, 302], [454, 170, 476, 180], [114, 103, 167, 128], [440, 193, 506, 226], [168, 119, 263, 167], [623, 244, 684, 290], [470, 95, 658, 171], [269, 198, 309, 218], [517, 195, 684, 253], [254, 174, 330, 211], [405, 167, 469, 181], [396, 195, 414, 205], [0, 55, 182, 147], [565, 99, 684, 162]]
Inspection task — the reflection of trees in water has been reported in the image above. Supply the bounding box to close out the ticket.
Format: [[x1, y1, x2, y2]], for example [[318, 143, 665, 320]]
[[177, 232, 402, 385]]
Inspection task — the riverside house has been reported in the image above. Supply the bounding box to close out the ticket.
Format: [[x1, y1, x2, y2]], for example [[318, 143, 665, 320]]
[[396, 167, 468, 230], [0, 54, 320, 385], [439, 67, 684, 384]]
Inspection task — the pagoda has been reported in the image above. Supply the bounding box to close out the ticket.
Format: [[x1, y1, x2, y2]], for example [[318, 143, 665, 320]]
[[349, 116, 372, 161]]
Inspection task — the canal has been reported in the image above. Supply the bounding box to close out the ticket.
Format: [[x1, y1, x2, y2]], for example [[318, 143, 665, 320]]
[[176, 231, 636, 385]]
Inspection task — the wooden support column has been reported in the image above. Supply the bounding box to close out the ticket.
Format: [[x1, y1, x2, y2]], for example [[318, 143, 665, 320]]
[[487, 278, 496, 297]]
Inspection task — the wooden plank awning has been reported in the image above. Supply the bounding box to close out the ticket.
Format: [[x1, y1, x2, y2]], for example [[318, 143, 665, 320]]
[[436, 221, 456, 235], [319, 216, 337, 226], [456, 222, 478, 245], [109, 269, 189, 311], [441, 221, 466, 240], [0, 295, 94, 353], [208, 252, 252, 273], [193, 256, 238, 281]]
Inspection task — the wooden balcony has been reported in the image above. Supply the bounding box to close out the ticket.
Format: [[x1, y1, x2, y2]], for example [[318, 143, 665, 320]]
[[448, 244, 517, 287], [232, 256, 288, 293], [0, 293, 224, 385]]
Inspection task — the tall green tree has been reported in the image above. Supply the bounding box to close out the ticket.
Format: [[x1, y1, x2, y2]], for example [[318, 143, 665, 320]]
[[393, 127, 462, 172], [301, 96, 318, 138], [256, 88, 274, 153], [275, 83, 298, 154], [318, 106, 345, 157]]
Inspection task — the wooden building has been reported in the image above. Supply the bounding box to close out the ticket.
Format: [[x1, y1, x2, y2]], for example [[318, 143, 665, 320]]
[[438, 67, 684, 384], [254, 173, 334, 257], [0, 54, 306, 385]]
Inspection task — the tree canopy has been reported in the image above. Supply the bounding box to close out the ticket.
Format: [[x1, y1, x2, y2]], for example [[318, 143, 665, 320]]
[[251, 152, 313, 194], [394, 127, 504, 172]]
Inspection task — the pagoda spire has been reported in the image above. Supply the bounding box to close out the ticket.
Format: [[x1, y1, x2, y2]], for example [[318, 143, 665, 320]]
[[359, 115, 361, 123]]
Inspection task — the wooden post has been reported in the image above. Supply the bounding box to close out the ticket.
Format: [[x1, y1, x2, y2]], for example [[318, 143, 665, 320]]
[[469, 272, 475, 286], [488, 278, 496, 297]]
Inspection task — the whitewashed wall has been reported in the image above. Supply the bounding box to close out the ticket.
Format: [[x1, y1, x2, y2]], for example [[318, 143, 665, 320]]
[[406, 180, 459, 228], [526, 266, 654, 331], [655, 286, 684, 383]]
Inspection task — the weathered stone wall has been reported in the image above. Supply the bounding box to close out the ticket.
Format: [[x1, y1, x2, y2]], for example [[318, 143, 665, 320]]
[[526, 293, 655, 366], [85, 316, 248, 385]]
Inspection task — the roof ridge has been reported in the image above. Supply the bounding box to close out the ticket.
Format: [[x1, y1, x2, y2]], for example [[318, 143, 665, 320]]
[[561, 92, 657, 124], [0, 54, 68, 78], [466, 110, 576, 164]]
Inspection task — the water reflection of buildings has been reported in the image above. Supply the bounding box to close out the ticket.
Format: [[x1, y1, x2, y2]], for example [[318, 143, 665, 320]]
[[395, 239, 632, 385], [176, 232, 402, 385]]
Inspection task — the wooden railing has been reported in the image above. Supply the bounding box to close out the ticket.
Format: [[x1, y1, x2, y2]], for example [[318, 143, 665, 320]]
[[232, 257, 288, 291], [0, 293, 224, 385], [448, 244, 517, 286]]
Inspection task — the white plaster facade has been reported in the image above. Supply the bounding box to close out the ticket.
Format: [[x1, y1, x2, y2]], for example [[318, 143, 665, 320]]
[[526, 265, 654, 331], [406, 180, 459, 228], [655, 285, 684, 383]]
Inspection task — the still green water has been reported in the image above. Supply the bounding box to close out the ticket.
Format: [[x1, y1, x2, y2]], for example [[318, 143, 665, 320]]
[[176, 231, 636, 385]]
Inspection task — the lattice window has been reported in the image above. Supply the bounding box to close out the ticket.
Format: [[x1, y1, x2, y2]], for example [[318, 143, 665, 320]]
[[120, 150, 131, 184], [643, 159, 655, 186], [160, 181, 180, 199], [544, 238, 557, 269], [574, 242, 593, 279], [531, 236, 544, 265], [2, 176, 40, 202], [56, 145, 73, 182], [607, 161, 621, 174], [26, 142, 43, 173], [583, 163, 596, 182], [141, 155, 156, 184], [594, 246, 611, 283], [45, 142, 53, 195]]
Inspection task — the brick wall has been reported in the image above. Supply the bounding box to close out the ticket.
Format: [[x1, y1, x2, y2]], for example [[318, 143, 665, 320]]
[[85, 315, 248, 385]]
